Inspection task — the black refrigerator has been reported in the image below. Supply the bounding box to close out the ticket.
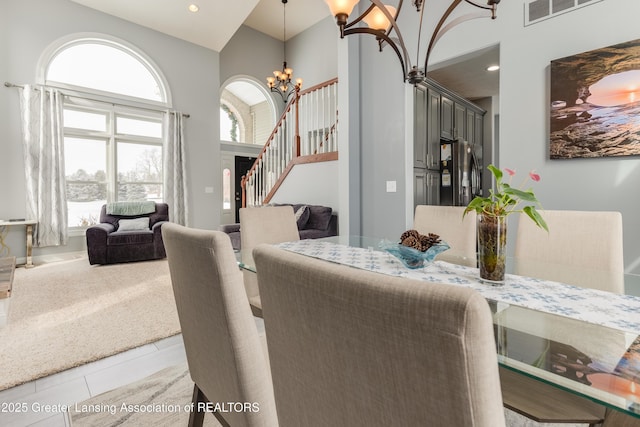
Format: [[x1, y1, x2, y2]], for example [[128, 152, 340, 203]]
[[439, 139, 481, 206]]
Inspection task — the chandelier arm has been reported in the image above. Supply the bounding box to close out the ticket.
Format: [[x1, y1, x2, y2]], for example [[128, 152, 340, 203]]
[[344, 3, 377, 30], [382, 0, 403, 38], [423, 0, 463, 71], [463, 0, 495, 12], [429, 12, 491, 55], [344, 27, 407, 81], [414, 0, 426, 77], [424, 0, 498, 72], [370, 0, 413, 72], [271, 86, 288, 102]]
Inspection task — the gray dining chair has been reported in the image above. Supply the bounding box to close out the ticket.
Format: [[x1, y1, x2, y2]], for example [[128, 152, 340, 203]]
[[413, 204, 477, 266], [240, 205, 300, 317], [503, 209, 624, 427], [253, 243, 505, 427], [162, 223, 278, 427]]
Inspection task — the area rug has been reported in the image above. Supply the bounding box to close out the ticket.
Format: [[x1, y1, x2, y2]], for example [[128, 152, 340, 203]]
[[0, 257, 181, 391], [70, 364, 221, 426], [70, 367, 578, 427]]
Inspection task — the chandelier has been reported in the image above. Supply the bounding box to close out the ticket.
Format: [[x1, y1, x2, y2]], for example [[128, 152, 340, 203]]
[[323, 0, 500, 85], [267, 0, 303, 102]]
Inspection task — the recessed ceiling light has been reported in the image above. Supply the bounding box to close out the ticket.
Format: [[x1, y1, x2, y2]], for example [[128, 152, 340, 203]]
[[188, 4, 199, 13], [486, 65, 500, 72]]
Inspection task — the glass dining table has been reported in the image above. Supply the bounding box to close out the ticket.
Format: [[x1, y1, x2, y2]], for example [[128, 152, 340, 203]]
[[238, 235, 640, 420]]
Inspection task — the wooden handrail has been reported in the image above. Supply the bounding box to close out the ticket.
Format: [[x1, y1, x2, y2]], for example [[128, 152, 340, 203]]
[[244, 93, 297, 180], [242, 78, 339, 208], [298, 77, 338, 97]]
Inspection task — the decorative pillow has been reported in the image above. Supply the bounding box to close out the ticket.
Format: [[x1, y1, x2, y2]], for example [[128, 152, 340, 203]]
[[305, 205, 333, 230], [117, 217, 150, 231], [294, 205, 310, 229]]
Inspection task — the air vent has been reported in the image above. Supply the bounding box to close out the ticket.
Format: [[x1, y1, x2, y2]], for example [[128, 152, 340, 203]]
[[524, 0, 603, 26]]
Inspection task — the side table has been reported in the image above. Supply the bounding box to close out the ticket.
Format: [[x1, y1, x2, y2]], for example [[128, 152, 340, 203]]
[[0, 256, 16, 328], [0, 220, 37, 268]]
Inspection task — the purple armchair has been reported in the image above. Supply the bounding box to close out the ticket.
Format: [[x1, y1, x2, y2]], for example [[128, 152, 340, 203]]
[[86, 203, 169, 265]]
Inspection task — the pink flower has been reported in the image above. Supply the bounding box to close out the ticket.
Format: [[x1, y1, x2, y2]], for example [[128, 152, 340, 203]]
[[529, 170, 541, 182], [504, 168, 516, 176]]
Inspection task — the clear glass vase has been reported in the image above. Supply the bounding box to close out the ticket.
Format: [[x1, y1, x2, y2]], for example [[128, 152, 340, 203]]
[[477, 213, 507, 284]]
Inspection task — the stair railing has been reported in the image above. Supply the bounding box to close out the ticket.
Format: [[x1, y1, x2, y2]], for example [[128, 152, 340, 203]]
[[242, 78, 338, 207]]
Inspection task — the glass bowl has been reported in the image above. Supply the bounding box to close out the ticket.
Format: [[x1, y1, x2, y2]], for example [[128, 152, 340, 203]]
[[379, 240, 450, 269]]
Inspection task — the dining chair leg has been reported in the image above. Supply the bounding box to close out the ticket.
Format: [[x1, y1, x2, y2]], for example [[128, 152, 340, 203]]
[[188, 384, 206, 427], [212, 411, 231, 427]]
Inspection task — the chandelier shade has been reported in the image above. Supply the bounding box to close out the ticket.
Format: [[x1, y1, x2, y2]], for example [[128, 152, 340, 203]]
[[267, 0, 302, 102], [324, 0, 500, 85]]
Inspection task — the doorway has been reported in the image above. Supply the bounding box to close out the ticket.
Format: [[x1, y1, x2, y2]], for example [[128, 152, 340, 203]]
[[235, 156, 256, 222]]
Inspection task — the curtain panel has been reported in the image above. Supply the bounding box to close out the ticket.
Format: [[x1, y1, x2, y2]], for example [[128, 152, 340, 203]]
[[19, 85, 68, 247], [164, 112, 189, 226]]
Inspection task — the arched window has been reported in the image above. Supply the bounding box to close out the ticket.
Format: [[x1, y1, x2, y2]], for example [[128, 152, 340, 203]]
[[44, 37, 168, 103], [40, 35, 170, 229], [220, 78, 276, 145]]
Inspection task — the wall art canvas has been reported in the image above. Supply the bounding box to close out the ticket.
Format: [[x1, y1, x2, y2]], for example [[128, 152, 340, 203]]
[[550, 39, 640, 159]]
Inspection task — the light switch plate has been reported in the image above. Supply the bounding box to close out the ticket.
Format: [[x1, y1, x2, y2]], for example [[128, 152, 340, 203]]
[[386, 180, 397, 192], [205, 187, 214, 194]]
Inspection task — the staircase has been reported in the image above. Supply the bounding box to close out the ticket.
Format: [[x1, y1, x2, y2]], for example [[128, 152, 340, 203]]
[[242, 78, 338, 207]]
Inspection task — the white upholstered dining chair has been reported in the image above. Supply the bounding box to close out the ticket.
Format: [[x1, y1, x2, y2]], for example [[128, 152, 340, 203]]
[[413, 205, 477, 266], [240, 205, 300, 317], [514, 209, 624, 293], [253, 243, 505, 427], [162, 223, 278, 427], [503, 210, 624, 427]]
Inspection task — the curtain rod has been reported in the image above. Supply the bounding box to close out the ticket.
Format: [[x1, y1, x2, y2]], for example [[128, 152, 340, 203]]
[[4, 81, 190, 118]]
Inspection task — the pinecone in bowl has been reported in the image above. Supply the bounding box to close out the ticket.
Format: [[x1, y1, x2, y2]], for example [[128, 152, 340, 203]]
[[400, 229, 441, 252]]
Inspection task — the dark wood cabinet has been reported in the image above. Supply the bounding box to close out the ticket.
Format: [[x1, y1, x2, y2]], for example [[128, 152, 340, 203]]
[[441, 95, 454, 141], [427, 88, 441, 169], [414, 85, 427, 168], [454, 102, 466, 141], [413, 78, 486, 209]]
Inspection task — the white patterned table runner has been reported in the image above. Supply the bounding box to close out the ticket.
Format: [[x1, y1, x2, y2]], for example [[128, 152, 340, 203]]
[[276, 240, 640, 334]]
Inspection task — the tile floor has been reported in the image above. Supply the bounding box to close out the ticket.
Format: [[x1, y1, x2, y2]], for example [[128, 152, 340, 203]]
[[0, 334, 188, 427], [0, 252, 270, 427], [0, 314, 266, 427]]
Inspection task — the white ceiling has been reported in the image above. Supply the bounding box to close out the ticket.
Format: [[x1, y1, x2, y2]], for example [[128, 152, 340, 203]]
[[70, 0, 499, 100], [70, 0, 331, 52], [427, 44, 500, 101]]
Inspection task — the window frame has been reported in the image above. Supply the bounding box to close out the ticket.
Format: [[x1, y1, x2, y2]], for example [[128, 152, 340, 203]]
[[39, 34, 172, 232], [38, 33, 172, 108], [63, 102, 164, 230]]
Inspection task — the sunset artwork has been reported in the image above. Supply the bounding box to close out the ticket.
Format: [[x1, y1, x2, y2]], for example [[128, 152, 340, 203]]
[[550, 39, 640, 159]]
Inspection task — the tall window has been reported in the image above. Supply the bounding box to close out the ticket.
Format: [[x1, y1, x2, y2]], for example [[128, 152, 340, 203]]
[[43, 37, 169, 228]]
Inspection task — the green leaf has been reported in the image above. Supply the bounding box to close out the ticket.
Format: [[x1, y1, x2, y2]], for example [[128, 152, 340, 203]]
[[504, 187, 538, 202], [488, 164, 502, 181], [523, 206, 548, 231], [464, 197, 488, 216]]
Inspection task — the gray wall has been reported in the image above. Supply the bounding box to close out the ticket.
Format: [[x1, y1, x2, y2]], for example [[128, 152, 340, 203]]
[[355, 4, 409, 240], [5, 0, 640, 273], [2, 0, 219, 260], [220, 24, 283, 111], [347, 0, 640, 272], [287, 17, 338, 88], [1, 0, 339, 262]]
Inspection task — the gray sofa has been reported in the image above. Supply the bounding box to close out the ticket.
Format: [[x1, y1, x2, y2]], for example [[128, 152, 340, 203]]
[[219, 203, 338, 250]]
